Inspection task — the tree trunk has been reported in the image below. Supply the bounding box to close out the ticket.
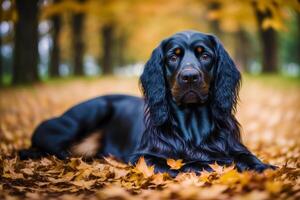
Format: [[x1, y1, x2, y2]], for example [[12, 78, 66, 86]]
[[234, 30, 252, 71], [208, 2, 223, 39], [13, 0, 39, 84], [255, 7, 278, 73], [296, 13, 300, 65], [72, 1, 85, 76], [49, 0, 61, 77], [116, 33, 127, 67], [101, 24, 115, 74], [0, 24, 2, 85]]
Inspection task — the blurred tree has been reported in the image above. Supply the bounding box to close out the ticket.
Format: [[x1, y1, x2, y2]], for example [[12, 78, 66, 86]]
[[49, 0, 62, 77], [208, 1, 223, 39], [1, 0, 15, 85], [72, 0, 85, 76], [233, 30, 253, 71], [41, 0, 206, 75], [13, 0, 39, 84], [0, 2, 2, 84], [0, 0, 2, 85], [115, 32, 128, 67], [206, 0, 300, 73], [280, 12, 300, 66], [122, 0, 206, 62], [297, 13, 300, 65], [207, 0, 252, 71], [85, 0, 131, 74], [0, 24, 2, 85], [101, 24, 115, 74], [206, 0, 252, 71], [254, 2, 278, 73]]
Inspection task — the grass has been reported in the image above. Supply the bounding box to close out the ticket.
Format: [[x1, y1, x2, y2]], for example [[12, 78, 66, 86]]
[[243, 73, 300, 88]]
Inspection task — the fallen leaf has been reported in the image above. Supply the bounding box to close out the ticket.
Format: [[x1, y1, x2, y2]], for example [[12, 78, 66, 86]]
[[104, 156, 128, 169], [218, 169, 240, 185], [71, 180, 96, 189], [209, 163, 224, 174], [151, 173, 170, 185], [166, 159, 185, 170], [0, 77, 299, 200], [265, 181, 282, 194], [134, 157, 154, 178]]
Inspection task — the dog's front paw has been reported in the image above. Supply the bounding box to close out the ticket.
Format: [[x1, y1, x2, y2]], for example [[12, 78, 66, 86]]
[[236, 162, 277, 172], [252, 163, 277, 172]]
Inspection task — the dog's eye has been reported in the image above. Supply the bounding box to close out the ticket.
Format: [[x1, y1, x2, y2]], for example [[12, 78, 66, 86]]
[[200, 53, 210, 61], [175, 48, 181, 55], [196, 46, 203, 54], [169, 55, 178, 63]]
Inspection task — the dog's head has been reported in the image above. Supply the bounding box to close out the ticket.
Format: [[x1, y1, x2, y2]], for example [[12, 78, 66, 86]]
[[140, 30, 241, 126]]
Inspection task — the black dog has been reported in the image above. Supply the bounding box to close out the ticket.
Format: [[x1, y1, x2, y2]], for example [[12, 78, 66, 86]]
[[19, 31, 275, 175]]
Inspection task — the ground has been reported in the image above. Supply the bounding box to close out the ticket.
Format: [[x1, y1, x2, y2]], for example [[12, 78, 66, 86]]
[[0, 75, 299, 200]]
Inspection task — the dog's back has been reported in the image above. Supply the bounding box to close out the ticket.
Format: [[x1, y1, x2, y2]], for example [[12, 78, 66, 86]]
[[19, 94, 145, 162]]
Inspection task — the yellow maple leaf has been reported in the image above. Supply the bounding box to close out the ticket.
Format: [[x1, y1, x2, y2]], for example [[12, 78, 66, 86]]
[[166, 159, 185, 170], [218, 169, 240, 185], [134, 157, 154, 178]]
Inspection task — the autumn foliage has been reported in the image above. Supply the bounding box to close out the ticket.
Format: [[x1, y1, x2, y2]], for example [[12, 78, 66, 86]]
[[0, 77, 299, 200], [1, 0, 299, 86]]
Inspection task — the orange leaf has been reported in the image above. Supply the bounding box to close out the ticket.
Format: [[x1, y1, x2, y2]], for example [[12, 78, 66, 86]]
[[166, 159, 185, 170]]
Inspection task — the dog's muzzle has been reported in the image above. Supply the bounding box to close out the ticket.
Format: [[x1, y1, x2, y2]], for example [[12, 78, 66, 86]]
[[178, 68, 202, 86]]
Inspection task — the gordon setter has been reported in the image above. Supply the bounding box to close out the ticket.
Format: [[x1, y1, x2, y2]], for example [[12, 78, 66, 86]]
[[19, 30, 275, 175]]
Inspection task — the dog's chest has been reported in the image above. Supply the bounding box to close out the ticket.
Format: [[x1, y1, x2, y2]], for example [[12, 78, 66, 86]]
[[173, 106, 212, 146]]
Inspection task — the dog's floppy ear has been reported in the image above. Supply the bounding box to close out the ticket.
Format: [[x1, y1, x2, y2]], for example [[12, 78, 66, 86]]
[[209, 35, 241, 116], [140, 41, 169, 126]]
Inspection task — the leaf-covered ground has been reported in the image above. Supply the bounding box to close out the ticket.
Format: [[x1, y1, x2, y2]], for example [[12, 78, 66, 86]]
[[0, 76, 300, 200]]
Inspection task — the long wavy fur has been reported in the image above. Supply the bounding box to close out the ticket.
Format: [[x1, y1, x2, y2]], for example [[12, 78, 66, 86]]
[[134, 35, 251, 169]]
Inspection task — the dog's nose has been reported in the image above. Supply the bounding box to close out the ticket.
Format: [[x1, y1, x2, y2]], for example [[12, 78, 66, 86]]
[[179, 68, 201, 84]]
